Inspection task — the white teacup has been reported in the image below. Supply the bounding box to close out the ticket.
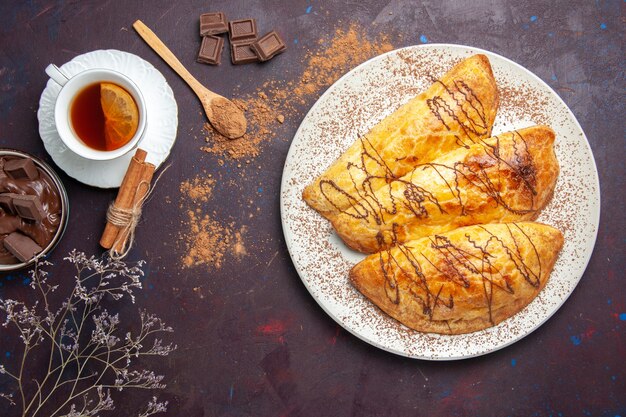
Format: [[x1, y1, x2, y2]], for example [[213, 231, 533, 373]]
[[45, 64, 147, 161]]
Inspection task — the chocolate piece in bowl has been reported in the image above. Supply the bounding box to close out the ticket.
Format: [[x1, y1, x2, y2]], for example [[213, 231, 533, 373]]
[[231, 41, 259, 65], [200, 12, 228, 36], [0, 152, 68, 269], [12, 194, 46, 222], [4, 232, 43, 263], [0, 193, 18, 214], [4, 158, 39, 180], [197, 35, 224, 65], [228, 18, 257, 43], [251, 31, 287, 62]]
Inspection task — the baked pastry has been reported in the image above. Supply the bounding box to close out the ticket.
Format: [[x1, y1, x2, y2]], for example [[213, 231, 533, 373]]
[[303, 54, 499, 217], [350, 222, 564, 335], [328, 125, 559, 253]]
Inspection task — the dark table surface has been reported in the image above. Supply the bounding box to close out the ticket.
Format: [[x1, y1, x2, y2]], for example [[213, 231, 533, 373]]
[[1, 1, 624, 416]]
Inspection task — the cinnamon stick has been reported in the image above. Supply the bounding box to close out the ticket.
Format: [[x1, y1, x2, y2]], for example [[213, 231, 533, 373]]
[[112, 161, 155, 253], [99, 148, 147, 249]]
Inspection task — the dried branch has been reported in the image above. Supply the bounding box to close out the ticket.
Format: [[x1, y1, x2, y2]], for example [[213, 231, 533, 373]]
[[0, 251, 176, 417]]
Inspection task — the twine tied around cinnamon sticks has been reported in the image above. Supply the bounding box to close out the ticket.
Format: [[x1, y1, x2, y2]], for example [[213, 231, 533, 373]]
[[100, 148, 159, 260]]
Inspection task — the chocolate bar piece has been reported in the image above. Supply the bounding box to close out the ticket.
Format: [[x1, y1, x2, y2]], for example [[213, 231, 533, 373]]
[[12, 194, 46, 221], [197, 35, 224, 65], [200, 12, 228, 36], [228, 18, 257, 43], [0, 193, 18, 214], [231, 41, 259, 65], [3, 232, 42, 262], [4, 158, 39, 180], [251, 31, 287, 61]]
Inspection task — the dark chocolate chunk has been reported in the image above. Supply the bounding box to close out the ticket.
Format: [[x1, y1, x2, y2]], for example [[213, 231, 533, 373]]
[[4, 158, 39, 180], [12, 194, 46, 221], [197, 35, 224, 65], [200, 12, 228, 36], [3, 232, 42, 262], [230, 41, 259, 65], [0, 193, 18, 215], [228, 18, 257, 43], [251, 31, 287, 62]]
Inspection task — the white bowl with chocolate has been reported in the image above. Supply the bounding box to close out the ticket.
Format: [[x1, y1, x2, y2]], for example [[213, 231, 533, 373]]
[[0, 149, 69, 271]]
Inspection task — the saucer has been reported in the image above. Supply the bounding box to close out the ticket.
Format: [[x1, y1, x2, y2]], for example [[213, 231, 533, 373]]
[[38, 49, 178, 188]]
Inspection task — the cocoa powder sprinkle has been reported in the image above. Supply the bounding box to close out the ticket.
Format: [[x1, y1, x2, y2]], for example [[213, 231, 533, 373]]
[[179, 176, 215, 203], [181, 210, 232, 269], [182, 23, 398, 270], [209, 97, 247, 139], [201, 23, 396, 159]]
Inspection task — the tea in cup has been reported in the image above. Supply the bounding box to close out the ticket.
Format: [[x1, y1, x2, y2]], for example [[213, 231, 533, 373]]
[[45, 64, 147, 161]]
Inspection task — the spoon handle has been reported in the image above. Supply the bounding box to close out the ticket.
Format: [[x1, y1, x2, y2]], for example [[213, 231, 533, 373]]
[[133, 20, 214, 99]]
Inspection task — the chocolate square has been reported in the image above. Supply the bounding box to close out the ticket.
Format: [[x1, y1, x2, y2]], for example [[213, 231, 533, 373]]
[[251, 31, 287, 62], [12, 194, 46, 221], [3, 232, 42, 262], [231, 41, 259, 65], [228, 18, 257, 43], [0, 193, 18, 215], [200, 12, 228, 36], [4, 158, 39, 180], [197, 35, 224, 65]]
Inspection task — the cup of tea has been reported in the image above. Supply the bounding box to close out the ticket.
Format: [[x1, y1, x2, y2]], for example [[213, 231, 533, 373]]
[[45, 64, 147, 161]]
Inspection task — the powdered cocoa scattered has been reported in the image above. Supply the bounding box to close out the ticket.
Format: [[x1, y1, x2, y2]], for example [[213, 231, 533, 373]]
[[201, 23, 396, 159]]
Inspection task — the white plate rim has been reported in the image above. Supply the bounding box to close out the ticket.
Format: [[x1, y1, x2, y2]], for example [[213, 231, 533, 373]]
[[280, 43, 601, 360]]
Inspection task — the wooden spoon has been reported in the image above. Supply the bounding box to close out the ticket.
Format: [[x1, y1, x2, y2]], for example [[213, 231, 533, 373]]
[[133, 20, 246, 139]]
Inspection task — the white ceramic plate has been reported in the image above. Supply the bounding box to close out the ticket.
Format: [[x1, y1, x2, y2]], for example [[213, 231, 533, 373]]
[[38, 49, 178, 188], [280, 44, 600, 360]]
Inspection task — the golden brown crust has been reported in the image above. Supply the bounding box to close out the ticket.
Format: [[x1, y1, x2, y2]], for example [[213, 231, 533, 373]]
[[349, 222, 564, 335], [328, 125, 560, 253], [303, 54, 499, 217]]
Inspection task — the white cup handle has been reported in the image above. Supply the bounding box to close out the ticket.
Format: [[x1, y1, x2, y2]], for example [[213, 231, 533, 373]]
[[45, 64, 70, 86]]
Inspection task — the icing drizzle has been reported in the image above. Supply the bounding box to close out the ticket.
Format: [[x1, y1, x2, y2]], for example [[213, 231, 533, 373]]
[[376, 223, 543, 326]]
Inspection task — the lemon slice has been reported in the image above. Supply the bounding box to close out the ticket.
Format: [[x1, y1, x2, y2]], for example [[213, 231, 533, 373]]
[[100, 82, 139, 150]]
